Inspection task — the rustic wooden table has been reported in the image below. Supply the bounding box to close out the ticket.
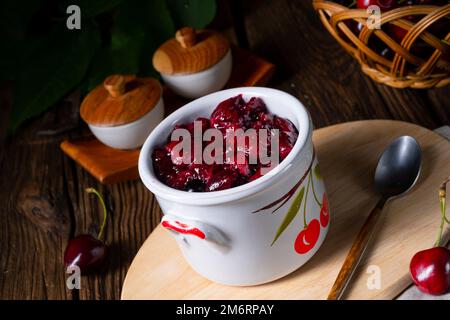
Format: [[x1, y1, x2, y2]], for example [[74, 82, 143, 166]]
[[0, 0, 448, 300]]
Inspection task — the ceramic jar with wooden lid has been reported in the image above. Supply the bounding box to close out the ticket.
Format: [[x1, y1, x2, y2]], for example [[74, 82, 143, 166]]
[[153, 27, 232, 99], [80, 75, 164, 150]]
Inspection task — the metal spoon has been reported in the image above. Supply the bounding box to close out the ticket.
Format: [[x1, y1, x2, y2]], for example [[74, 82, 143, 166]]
[[327, 136, 422, 300]]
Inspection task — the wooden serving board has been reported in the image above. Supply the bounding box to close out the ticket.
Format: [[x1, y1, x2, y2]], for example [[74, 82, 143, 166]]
[[121, 120, 450, 300]]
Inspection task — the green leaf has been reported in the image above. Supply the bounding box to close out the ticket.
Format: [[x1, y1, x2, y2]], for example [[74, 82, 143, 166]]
[[113, 0, 175, 76], [166, 0, 217, 29], [84, 31, 145, 91], [10, 25, 100, 131], [271, 187, 305, 246], [314, 164, 322, 180]]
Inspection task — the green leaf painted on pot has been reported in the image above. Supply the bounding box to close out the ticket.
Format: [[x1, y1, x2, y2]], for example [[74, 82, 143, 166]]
[[10, 24, 100, 131], [271, 187, 305, 246], [166, 0, 217, 29], [314, 164, 322, 180]]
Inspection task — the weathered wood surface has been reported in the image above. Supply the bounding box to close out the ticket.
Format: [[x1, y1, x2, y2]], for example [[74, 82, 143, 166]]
[[0, 0, 448, 299]]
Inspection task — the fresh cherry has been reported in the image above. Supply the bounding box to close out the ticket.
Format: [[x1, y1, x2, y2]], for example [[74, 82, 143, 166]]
[[410, 247, 450, 295], [409, 175, 450, 295], [64, 188, 108, 274], [356, 0, 398, 10], [64, 235, 107, 273], [294, 219, 321, 254]]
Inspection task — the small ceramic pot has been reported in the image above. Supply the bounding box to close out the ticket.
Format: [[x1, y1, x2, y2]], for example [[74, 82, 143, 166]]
[[80, 75, 164, 150], [88, 97, 164, 150], [153, 27, 232, 99], [161, 50, 232, 99], [139, 87, 330, 286]]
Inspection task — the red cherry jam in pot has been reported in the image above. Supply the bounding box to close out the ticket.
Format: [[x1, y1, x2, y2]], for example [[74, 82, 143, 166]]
[[151, 95, 298, 192]]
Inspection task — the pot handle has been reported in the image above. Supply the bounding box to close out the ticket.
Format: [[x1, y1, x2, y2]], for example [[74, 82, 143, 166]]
[[161, 214, 228, 246]]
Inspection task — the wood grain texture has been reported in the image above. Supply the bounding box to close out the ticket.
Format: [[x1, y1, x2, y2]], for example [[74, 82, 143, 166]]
[[327, 200, 385, 300], [60, 139, 140, 184], [121, 120, 450, 300], [80, 76, 162, 127], [0, 0, 449, 300], [153, 29, 230, 75]]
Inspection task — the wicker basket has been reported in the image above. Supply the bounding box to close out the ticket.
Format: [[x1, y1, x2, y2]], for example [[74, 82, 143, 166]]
[[313, 1, 450, 88]]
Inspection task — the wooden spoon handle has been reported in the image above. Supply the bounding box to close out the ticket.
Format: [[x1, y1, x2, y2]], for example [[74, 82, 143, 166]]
[[327, 198, 386, 300]]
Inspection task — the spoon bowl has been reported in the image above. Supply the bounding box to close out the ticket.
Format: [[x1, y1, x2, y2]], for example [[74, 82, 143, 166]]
[[374, 136, 422, 197]]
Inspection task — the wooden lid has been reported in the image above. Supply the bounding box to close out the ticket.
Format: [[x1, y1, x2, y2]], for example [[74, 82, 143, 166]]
[[153, 28, 230, 75], [80, 75, 162, 127]]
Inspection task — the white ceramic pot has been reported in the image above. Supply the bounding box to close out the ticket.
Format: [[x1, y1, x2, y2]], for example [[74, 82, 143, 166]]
[[139, 87, 329, 286], [89, 97, 164, 150], [161, 50, 232, 99]]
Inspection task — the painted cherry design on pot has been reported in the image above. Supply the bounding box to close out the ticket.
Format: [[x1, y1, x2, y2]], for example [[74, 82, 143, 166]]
[[295, 219, 321, 254], [320, 193, 330, 228], [294, 171, 322, 254]]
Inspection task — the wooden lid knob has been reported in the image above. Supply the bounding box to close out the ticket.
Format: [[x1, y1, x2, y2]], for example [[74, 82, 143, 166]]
[[153, 29, 229, 75], [104, 75, 126, 98], [175, 27, 197, 48]]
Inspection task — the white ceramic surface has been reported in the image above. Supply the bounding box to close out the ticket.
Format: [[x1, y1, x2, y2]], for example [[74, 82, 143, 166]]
[[161, 50, 232, 99], [89, 97, 164, 150], [139, 87, 329, 286]]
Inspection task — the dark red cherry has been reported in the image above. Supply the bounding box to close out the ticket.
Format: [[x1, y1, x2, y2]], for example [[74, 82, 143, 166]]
[[273, 116, 297, 133], [206, 169, 239, 192], [279, 131, 296, 160], [410, 247, 450, 295], [356, 0, 397, 10], [64, 234, 107, 274], [63, 188, 109, 274], [249, 167, 264, 181], [210, 94, 245, 129]]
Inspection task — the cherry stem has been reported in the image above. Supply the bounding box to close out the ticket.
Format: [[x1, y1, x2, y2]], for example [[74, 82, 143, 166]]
[[86, 188, 107, 241], [310, 172, 322, 207], [435, 175, 450, 247], [303, 173, 311, 228], [348, 0, 356, 8]]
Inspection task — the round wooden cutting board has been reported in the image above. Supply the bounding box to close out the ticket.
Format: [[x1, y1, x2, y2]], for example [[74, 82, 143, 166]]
[[121, 120, 450, 300]]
